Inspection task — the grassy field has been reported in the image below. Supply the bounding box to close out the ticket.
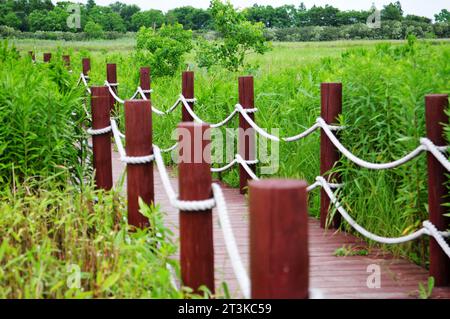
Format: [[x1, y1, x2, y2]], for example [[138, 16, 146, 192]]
[[1, 37, 449, 297]]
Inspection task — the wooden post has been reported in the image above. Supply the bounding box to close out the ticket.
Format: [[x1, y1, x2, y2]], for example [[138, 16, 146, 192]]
[[106, 63, 118, 113], [90, 87, 113, 191], [249, 179, 309, 299], [43, 53, 52, 63], [140, 67, 151, 100], [320, 83, 342, 229], [238, 76, 256, 194], [125, 100, 153, 229], [178, 122, 215, 295], [28, 51, 35, 62], [62, 55, 71, 69], [182, 71, 194, 122], [425, 94, 450, 286], [82, 58, 91, 77]]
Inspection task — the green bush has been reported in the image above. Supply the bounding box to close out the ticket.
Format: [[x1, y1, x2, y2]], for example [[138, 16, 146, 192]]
[[0, 42, 86, 187], [135, 23, 193, 77], [0, 181, 188, 298], [84, 21, 104, 39], [196, 0, 269, 71]]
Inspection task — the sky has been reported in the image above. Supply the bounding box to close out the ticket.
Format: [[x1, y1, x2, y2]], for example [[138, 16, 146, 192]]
[[70, 0, 449, 19]]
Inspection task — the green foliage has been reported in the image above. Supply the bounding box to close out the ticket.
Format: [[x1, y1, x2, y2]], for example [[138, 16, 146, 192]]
[[434, 9, 450, 23], [135, 24, 193, 77], [0, 42, 86, 187], [0, 180, 190, 298], [166, 6, 212, 30], [84, 21, 104, 39], [334, 245, 369, 257], [196, 0, 270, 71], [418, 277, 435, 299], [131, 10, 165, 31]]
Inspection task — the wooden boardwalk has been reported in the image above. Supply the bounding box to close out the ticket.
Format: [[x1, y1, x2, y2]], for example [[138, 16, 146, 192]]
[[111, 148, 450, 299]]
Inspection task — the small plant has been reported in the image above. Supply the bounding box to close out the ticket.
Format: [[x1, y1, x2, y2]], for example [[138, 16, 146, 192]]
[[334, 245, 369, 257], [418, 277, 435, 299]]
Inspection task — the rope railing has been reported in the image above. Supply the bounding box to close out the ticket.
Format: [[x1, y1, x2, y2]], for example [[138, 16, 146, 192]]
[[81, 62, 450, 296], [313, 176, 450, 257]]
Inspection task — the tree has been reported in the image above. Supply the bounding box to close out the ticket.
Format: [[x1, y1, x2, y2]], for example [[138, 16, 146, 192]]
[[110, 2, 140, 31], [3, 12, 21, 29], [166, 6, 211, 30], [405, 15, 431, 24], [196, 0, 269, 71], [84, 21, 103, 38], [434, 9, 450, 23], [135, 23, 192, 77], [381, 2, 403, 21], [131, 10, 165, 31]]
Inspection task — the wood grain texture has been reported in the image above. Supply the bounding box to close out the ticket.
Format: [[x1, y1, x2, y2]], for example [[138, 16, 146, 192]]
[[90, 86, 112, 191], [249, 179, 309, 299], [425, 94, 450, 286], [320, 82, 342, 229], [182, 71, 194, 122], [106, 63, 118, 113], [140, 67, 151, 100], [178, 122, 215, 294], [62, 55, 71, 69], [125, 100, 153, 229], [238, 76, 256, 194]]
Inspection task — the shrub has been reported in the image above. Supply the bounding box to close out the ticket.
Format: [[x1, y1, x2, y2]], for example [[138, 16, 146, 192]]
[[0, 42, 86, 187], [135, 23, 193, 77], [84, 21, 104, 39], [196, 0, 270, 71]]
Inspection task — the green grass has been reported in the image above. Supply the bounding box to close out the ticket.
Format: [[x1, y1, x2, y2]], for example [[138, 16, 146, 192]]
[[1, 37, 449, 297], [37, 37, 447, 266]]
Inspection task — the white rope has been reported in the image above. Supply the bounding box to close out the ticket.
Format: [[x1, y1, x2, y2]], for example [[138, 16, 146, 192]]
[[236, 154, 259, 180], [110, 119, 154, 164], [105, 81, 125, 104], [153, 146, 216, 211], [317, 176, 449, 249], [78, 73, 91, 94], [87, 126, 111, 136], [307, 179, 342, 192], [211, 155, 258, 174], [423, 221, 450, 258], [318, 118, 450, 171], [136, 87, 167, 116], [420, 138, 450, 171], [235, 104, 341, 142], [212, 183, 251, 299], [159, 142, 178, 153]]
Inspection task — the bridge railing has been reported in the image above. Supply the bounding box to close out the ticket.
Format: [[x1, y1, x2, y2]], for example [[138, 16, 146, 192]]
[[74, 56, 450, 298]]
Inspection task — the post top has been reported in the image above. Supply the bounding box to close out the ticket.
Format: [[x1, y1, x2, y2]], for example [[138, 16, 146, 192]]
[[90, 86, 109, 97], [249, 179, 308, 191], [425, 94, 448, 99]]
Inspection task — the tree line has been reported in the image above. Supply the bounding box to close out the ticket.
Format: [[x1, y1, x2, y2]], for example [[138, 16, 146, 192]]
[[0, 0, 449, 40]]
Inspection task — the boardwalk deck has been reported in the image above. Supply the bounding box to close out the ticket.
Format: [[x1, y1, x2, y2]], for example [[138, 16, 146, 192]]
[[111, 148, 450, 299]]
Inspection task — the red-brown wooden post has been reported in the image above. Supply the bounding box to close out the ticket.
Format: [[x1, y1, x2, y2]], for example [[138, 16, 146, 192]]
[[125, 100, 153, 229], [320, 83, 342, 229], [28, 51, 35, 62], [182, 71, 194, 122], [82, 58, 91, 77], [238, 76, 256, 194], [178, 122, 215, 295], [90, 87, 113, 191], [43, 53, 52, 63], [140, 67, 151, 100], [249, 179, 309, 299], [106, 63, 118, 113], [425, 94, 450, 286], [62, 55, 71, 69]]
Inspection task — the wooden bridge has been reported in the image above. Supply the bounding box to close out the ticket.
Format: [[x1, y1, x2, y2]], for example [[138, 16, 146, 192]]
[[111, 148, 450, 299], [78, 58, 450, 299]]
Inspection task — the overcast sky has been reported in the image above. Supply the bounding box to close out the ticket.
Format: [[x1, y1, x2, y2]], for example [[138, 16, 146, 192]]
[[69, 1, 449, 19]]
